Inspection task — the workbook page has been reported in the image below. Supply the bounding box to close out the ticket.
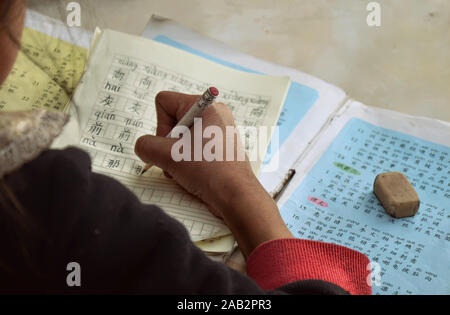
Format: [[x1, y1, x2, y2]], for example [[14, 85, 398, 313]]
[[278, 101, 450, 294], [0, 9, 92, 113], [59, 29, 290, 242], [0, 27, 86, 112]]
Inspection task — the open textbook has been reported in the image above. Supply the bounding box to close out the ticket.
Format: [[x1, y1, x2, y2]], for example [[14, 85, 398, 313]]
[[5, 11, 449, 294], [142, 17, 450, 294], [0, 27, 86, 113], [0, 10, 91, 113]]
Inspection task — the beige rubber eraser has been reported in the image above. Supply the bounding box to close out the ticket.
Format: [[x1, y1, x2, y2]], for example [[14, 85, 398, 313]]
[[373, 172, 420, 218]]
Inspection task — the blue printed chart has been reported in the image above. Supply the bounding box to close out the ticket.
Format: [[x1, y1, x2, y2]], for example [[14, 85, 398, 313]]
[[281, 118, 450, 294]]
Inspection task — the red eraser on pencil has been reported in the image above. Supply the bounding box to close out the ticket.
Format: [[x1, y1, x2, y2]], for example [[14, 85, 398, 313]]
[[209, 87, 219, 97]]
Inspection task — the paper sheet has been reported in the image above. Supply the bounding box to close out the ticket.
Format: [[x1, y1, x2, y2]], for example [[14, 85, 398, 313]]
[[279, 101, 450, 294], [142, 17, 347, 195], [0, 27, 87, 112], [59, 29, 290, 242]]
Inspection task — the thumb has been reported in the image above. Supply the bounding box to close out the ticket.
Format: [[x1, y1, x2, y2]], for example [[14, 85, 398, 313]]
[[134, 135, 175, 171]]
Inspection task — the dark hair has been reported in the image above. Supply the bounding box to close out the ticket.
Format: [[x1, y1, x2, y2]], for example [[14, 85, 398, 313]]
[[0, 0, 45, 283], [0, 0, 22, 46], [0, 0, 14, 22]]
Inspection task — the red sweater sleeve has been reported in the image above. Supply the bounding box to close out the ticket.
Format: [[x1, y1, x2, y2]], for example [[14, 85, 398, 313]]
[[246, 238, 372, 295]]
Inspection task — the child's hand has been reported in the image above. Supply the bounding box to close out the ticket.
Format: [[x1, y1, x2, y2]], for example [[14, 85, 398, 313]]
[[134, 91, 254, 218], [135, 91, 292, 257]]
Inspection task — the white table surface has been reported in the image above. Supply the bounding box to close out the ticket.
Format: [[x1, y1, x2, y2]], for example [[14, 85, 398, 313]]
[[29, 0, 449, 122]]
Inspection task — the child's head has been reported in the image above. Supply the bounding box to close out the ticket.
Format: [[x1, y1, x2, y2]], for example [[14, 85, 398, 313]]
[[0, 0, 25, 85]]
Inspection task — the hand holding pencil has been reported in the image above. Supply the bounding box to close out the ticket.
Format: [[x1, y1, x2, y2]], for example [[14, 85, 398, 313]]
[[134, 91, 293, 257], [140, 87, 219, 175], [134, 90, 249, 213]]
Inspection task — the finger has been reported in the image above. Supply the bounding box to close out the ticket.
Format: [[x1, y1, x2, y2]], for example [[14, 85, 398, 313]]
[[134, 134, 175, 171], [155, 91, 200, 137]]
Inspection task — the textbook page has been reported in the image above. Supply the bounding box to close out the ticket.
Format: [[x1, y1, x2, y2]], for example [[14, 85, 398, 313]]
[[0, 27, 87, 112], [0, 9, 91, 113], [142, 17, 347, 195], [61, 29, 290, 243], [278, 101, 450, 294]]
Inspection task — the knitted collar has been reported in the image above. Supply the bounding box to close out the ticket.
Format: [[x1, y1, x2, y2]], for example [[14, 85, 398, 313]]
[[0, 110, 68, 178]]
